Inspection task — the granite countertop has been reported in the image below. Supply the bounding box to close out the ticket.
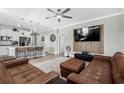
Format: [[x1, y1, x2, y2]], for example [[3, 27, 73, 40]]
[[9, 46, 43, 48]]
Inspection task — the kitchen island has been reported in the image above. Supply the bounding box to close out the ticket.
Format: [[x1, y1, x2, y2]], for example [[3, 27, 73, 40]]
[[9, 46, 46, 58]]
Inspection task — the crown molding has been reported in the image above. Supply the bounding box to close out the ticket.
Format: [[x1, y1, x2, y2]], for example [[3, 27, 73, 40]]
[[0, 23, 30, 31], [57, 11, 124, 29]]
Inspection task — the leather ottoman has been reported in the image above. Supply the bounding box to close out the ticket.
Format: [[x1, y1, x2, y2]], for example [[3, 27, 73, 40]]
[[60, 58, 85, 77]]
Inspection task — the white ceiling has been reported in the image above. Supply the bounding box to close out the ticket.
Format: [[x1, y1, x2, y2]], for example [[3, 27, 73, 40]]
[[0, 8, 123, 32]]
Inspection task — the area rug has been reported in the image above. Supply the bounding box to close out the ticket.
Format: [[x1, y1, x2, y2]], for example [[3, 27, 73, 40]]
[[30, 57, 70, 73]]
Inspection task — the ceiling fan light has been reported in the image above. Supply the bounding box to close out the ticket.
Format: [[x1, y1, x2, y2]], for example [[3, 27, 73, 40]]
[[57, 15, 61, 19]]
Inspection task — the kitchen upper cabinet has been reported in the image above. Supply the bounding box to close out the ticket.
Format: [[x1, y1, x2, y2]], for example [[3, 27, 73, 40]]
[[0, 28, 12, 36], [6, 29, 12, 36], [0, 28, 7, 36], [19, 30, 31, 37]]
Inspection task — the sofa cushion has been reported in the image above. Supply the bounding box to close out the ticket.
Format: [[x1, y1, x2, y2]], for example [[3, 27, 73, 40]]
[[27, 71, 59, 84], [0, 56, 15, 61], [3, 57, 28, 69], [111, 52, 124, 83], [80, 58, 113, 84], [68, 73, 100, 84], [0, 62, 14, 83], [8, 64, 38, 76], [13, 67, 45, 83]]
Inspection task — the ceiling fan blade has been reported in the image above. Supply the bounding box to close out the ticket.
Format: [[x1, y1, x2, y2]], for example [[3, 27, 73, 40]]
[[45, 17, 52, 19], [46, 8, 56, 14], [62, 15, 72, 19], [45, 15, 57, 19], [61, 8, 71, 14], [58, 18, 61, 22]]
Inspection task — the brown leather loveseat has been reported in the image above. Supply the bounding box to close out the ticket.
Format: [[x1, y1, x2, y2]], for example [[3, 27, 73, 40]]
[[0, 57, 59, 84], [67, 52, 124, 84]]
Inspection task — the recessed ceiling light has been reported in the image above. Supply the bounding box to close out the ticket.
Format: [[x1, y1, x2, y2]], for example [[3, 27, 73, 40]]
[[17, 24, 20, 27]]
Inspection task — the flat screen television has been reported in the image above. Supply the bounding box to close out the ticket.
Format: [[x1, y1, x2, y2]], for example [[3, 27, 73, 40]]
[[74, 25, 100, 42]]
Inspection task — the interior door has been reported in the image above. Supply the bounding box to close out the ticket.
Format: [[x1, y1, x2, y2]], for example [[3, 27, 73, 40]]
[[59, 34, 65, 54], [44, 35, 50, 51]]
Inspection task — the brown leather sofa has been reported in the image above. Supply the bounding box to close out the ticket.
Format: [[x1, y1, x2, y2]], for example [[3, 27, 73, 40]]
[[67, 52, 124, 84], [0, 57, 59, 84]]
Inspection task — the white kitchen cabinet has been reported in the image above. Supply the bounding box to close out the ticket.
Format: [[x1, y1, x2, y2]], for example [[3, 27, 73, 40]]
[[6, 29, 12, 36], [0, 28, 13, 36], [12, 31, 19, 41], [0, 46, 9, 55], [0, 29, 7, 36]]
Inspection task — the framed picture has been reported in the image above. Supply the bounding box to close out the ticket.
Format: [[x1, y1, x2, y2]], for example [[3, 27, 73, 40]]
[[50, 34, 56, 42]]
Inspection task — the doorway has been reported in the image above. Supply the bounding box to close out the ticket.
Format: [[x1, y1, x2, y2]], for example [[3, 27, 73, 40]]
[[59, 34, 65, 54]]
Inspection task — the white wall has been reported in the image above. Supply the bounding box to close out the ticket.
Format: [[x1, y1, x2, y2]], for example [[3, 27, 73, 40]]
[[0, 14, 124, 56], [41, 29, 58, 54], [60, 14, 124, 56]]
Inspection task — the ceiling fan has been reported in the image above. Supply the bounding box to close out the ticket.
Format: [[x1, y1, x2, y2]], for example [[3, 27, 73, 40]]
[[45, 8, 72, 22]]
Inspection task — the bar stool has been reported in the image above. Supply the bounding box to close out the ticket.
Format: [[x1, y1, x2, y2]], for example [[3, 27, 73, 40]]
[[27, 47, 35, 58], [16, 48, 27, 58], [37, 47, 43, 57], [35, 47, 41, 57], [35, 47, 38, 58]]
